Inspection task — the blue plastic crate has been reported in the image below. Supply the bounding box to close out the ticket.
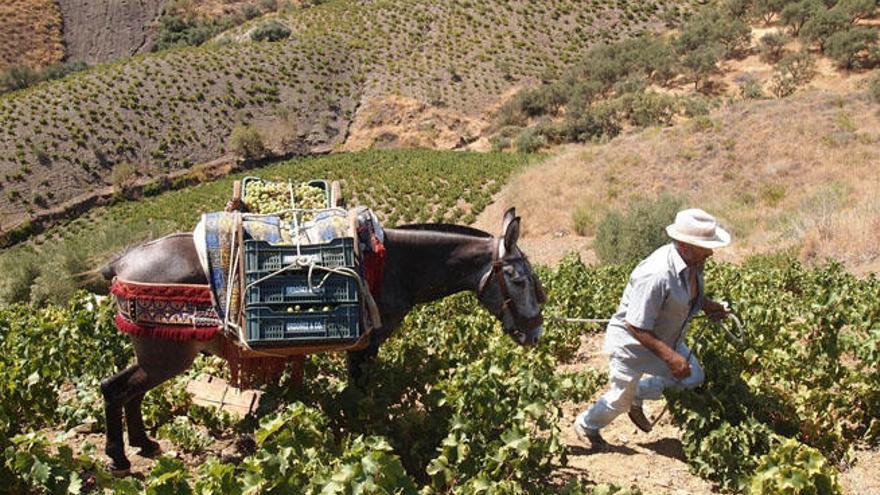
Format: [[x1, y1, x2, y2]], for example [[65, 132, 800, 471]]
[[245, 272, 359, 306], [244, 237, 356, 274], [245, 304, 362, 346]]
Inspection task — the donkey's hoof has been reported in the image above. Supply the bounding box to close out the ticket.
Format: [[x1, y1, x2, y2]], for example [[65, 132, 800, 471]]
[[108, 459, 131, 476], [134, 439, 161, 458]]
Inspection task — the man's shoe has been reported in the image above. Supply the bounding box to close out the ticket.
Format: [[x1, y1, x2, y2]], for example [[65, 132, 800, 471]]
[[573, 421, 607, 448], [628, 405, 653, 433]]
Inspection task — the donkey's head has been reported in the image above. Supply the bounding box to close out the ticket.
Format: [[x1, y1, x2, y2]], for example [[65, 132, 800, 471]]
[[477, 208, 546, 346]]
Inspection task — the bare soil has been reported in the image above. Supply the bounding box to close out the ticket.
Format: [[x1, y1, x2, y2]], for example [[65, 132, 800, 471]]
[[0, 0, 64, 71], [56, 0, 165, 65]]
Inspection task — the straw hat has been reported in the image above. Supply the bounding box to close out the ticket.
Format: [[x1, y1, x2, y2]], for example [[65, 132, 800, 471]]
[[666, 208, 731, 249]]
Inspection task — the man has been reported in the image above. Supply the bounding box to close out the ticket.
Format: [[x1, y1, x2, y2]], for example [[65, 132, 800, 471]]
[[574, 208, 731, 447]]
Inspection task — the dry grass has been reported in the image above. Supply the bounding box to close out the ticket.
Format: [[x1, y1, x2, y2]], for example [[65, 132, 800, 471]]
[[486, 90, 880, 273], [0, 0, 64, 70]]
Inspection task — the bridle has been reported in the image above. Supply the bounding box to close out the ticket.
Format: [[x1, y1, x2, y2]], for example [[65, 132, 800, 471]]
[[477, 238, 546, 338]]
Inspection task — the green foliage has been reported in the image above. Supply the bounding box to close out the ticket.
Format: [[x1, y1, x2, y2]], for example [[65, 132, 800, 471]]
[[153, 14, 243, 51], [4, 432, 126, 494], [800, 7, 850, 51], [780, 0, 823, 36], [515, 127, 547, 153], [110, 162, 138, 192], [824, 27, 878, 70], [674, 8, 752, 57], [771, 51, 816, 97], [748, 439, 843, 494], [0, 65, 40, 92], [834, 0, 877, 23], [759, 31, 790, 63], [0, 61, 90, 94], [157, 417, 213, 453], [228, 124, 266, 160], [665, 257, 880, 490], [2, 255, 879, 492], [738, 73, 766, 99], [251, 20, 292, 42], [593, 194, 683, 264]]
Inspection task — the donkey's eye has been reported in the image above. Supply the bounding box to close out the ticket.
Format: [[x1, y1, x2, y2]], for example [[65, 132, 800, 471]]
[[510, 276, 526, 285]]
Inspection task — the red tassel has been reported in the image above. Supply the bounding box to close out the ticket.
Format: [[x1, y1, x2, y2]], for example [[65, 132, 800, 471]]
[[114, 314, 218, 341], [364, 234, 386, 297]]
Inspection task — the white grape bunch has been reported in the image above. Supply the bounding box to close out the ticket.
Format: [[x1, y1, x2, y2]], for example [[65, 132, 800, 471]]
[[243, 180, 326, 223]]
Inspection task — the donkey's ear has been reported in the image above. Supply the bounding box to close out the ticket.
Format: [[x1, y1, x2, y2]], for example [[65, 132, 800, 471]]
[[501, 207, 516, 234], [503, 216, 521, 252]]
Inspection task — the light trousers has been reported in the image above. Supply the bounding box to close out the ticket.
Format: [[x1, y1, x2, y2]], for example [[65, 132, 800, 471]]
[[577, 342, 704, 431]]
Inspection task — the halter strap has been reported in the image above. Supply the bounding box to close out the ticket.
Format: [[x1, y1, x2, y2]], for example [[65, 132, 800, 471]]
[[478, 238, 544, 332]]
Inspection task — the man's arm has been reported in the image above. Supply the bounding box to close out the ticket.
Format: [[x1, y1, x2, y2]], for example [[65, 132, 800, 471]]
[[626, 323, 691, 379]]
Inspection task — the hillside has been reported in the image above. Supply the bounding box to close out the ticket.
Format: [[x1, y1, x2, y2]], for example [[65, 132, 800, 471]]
[[0, 0, 64, 70], [56, 0, 166, 65], [0, 0, 695, 236], [475, 88, 880, 274]]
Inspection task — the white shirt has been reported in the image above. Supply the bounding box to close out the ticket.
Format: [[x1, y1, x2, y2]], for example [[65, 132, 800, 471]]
[[603, 243, 704, 377]]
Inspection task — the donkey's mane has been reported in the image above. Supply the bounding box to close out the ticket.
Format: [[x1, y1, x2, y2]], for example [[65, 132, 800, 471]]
[[393, 223, 492, 238]]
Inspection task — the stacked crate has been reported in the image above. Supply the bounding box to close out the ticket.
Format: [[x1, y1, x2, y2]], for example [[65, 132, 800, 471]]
[[238, 178, 362, 347]]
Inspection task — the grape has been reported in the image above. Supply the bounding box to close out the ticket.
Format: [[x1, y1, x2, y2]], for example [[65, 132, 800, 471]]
[[242, 180, 327, 223]]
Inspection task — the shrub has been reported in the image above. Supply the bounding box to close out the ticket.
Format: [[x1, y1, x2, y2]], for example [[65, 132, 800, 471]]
[[674, 8, 751, 57], [770, 51, 816, 97], [780, 0, 823, 36], [738, 74, 766, 99], [834, 0, 876, 24], [572, 204, 601, 236], [251, 20, 292, 42], [800, 8, 850, 51], [514, 127, 547, 153], [562, 100, 623, 142], [242, 3, 261, 19], [110, 162, 137, 192], [680, 43, 725, 90], [0, 65, 40, 92], [0, 248, 40, 303], [748, 439, 843, 495], [868, 72, 880, 103], [759, 31, 789, 63], [594, 194, 684, 264], [623, 91, 679, 127], [824, 27, 878, 70], [228, 124, 266, 160], [153, 14, 242, 51]]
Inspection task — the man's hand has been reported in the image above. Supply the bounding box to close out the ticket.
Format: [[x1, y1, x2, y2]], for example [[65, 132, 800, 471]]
[[703, 299, 729, 322], [667, 352, 691, 379], [225, 199, 241, 212]]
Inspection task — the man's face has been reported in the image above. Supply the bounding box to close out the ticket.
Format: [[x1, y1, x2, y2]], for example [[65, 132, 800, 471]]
[[678, 242, 713, 268]]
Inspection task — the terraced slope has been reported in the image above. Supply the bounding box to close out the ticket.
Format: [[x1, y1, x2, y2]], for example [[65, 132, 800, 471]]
[[56, 0, 166, 65], [0, 0, 696, 235], [0, 0, 64, 71]]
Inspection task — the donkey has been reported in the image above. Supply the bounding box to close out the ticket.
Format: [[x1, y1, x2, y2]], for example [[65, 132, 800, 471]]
[[98, 207, 545, 472]]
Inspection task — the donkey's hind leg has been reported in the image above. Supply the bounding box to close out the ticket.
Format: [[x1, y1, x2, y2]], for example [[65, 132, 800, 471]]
[[125, 392, 160, 457], [101, 338, 199, 473], [101, 364, 140, 472]]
